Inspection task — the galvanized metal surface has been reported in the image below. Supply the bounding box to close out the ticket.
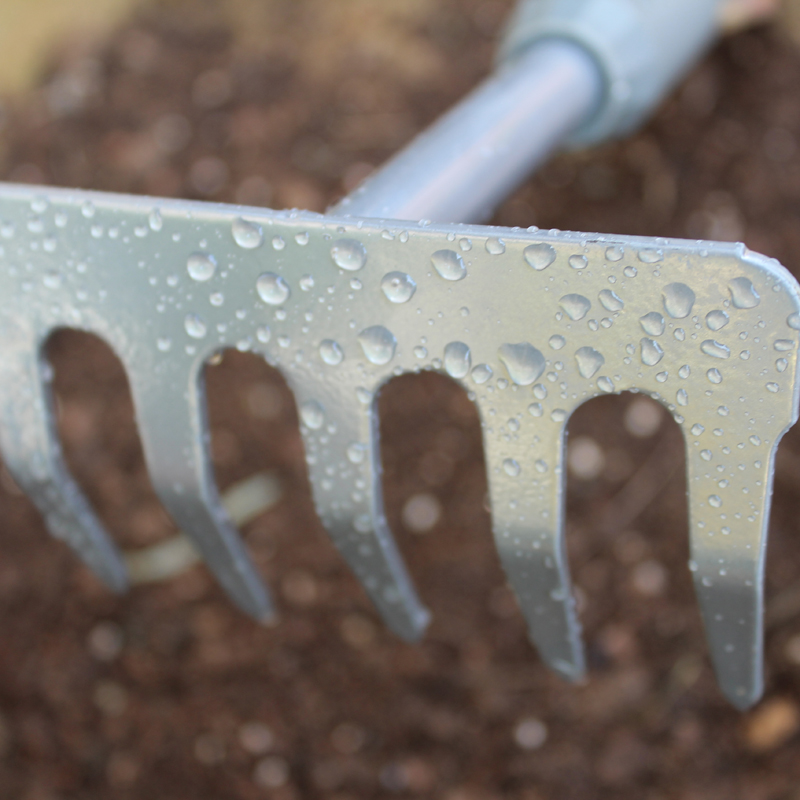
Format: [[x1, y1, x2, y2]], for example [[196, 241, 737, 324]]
[[0, 183, 797, 708]]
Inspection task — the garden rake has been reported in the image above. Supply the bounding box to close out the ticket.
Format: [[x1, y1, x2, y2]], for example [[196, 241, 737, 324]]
[[0, 0, 796, 711]]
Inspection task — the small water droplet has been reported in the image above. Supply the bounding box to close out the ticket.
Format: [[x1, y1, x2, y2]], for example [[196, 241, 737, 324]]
[[674, 328, 686, 342], [623, 265, 637, 278], [729, 277, 760, 309], [347, 443, 366, 464], [535, 459, 548, 473], [549, 335, 565, 350], [701, 340, 730, 359], [533, 384, 547, 400], [300, 400, 325, 429], [708, 495, 722, 508], [639, 312, 665, 336], [331, 238, 367, 271], [605, 245, 624, 262], [749, 435, 761, 446], [777, 357, 789, 372], [662, 282, 695, 318], [358, 325, 396, 365], [444, 341, 471, 378], [679, 365, 691, 379], [209, 291, 224, 306], [691, 424, 705, 435], [299, 275, 315, 291], [640, 338, 664, 366], [485, 237, 505, 254], [677, 388, 688, 406], [766, 382, 780, 393], [497, 343, 545, 386], [717, 405, 729, 416], [706, 310, 729, 331], [787, 312, 800, 330], [157, 337, 172, 352], [598, 289, 623, 312], [503, 458, 521, 477], [81, 201, 96, 218], [528, 402, 543, 416], [232, 217, 263, 248], [256, 272, 290, 305], [414, 345, 427, 359], [568, 254, 587, 270], [294, 231, 309, 246], [356, 387, 373, 405], [272, 235, 285, 250], [381, 271, 416, 303], [707, 368, 723, 384], [431, 249, 466, 281], [471, 364, 492, 384], [575, 346, 604, 379], [700, 449, 712, 461], [320, 339, 344, 365], [524, 243, 556, 270], [551, 409, 567, 422], [187, 252, 217, 282], [184, 313, 207, 339], [148, 208, 162, 231], [774, 339, 794, 351], [638, 248, 663, 263], [559, 293, 591, 321], [597, 376, 615, 393]]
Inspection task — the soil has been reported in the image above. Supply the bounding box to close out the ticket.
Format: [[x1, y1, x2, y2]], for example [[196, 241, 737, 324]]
[[1, 1, 800, 798]]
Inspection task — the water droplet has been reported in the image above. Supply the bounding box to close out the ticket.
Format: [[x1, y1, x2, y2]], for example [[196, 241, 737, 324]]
[[766, 382, 780, 393], [551, 409, 567, 422], [231, 218, 263, 249], [497, 343, 545, 386], [320, 339, 344, 365], [549, 335, 565, 350], [597, 376, 615, 393], [485, 237, 505, 254], [598, 289, 623, 312], [347, 443, 366, 464], [299, 275, 315, 291], [559, 293, 591, 321], [701, 340, 730, 359], [471, 364, 492, 384], [679, 365, 691, 379], [788, 312, 800, 330], [706, 310, 729, 331], [777, 357, 788, 372], [535, 459, 548, 473], [717, 405, 729, 416], [356, 387, 373, 405], [209, 291, 224, 306], [358, 326, 396, 365], [575, 346, 604, 379], [707, 368, 722, 384], [700, 449, 712, 461], [414, 346, 427, 359], [640, 338, 664, 366], [605, 245, 624, 262], [157, 337, 172, 352], [272, 235, 285, 251], [568, 254, 587, 270], [187, 252, 217, 282], [524, 243, 556, 270], [638, 248, 663, 263], [503, 458, 521, 477], [431, 249, 466, 281], [381, 271, 416, 303], [674, 328, 686, 342], [331, 238, 367, 271], [729, 277, 760, 309], [528, 402, 543, 416], [708, 495, 722, 508], [444, 341, 471, 378], [677, 389, 688, 406], [184, 313, 207, 339], [294, 231, 309, 246], [691, 424, 705, 436], [639, 312, 665, 336], [300, 400, 325, 430], [256, 272, 290, 305], [662, 283, 695, 318], [623, 265, 637, 278], [148, 209, 162, 231], [774, 339, 794, 351]]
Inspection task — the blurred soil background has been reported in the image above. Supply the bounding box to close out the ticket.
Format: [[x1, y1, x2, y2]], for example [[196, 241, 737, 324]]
[[3, 0, 800, 798]]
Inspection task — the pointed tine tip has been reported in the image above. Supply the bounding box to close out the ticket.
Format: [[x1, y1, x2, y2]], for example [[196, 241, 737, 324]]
[[548, 651, 587, 684], [723, 675, 763, 712], [394, 605, 432, 643]]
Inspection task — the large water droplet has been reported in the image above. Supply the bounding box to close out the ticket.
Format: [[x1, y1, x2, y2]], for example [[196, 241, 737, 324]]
[[638, 248, 663, 263], [729, 277, 760, 309], [503, 458, 521, 477], [575, 346, 604, 379], [559, 293, 591, 321], [381, 271, 416, 303], [598, 289, 623, 312], [444, 341, 471, 378], [774, 339, 794, 352], [641, 338, 664, 366], [706, 310, 729, 331], [707, 368, 722, 384], [231, 218, 263, 249], [319, 339, 344, 365], [662, 283, 695, 319], [358, 325, 396, 365], [524, 243, 556, 270], [331, 238, 367, 271], [497, 343, 545, 386], [606, 245, 624, 262], [300, 400, 325, 430], [256, 272, 290, 305], [431, 249, 466, 281], [485, 237, 505, 254], [187, 252, 217, 282], [639, 312, 665, 336], [184, 313, 207, 339], [701, 340, 730, 359]]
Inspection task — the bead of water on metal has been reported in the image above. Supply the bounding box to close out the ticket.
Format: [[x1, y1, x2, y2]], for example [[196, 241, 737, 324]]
[[679, 364, 691, 379], [638, 248, 663, 263], [559, 293, 591, 320], [533, 383, 547, 399], [691, 423, 705, 435], [662, 282, 695, 318], [605, 245, 624, 261], [256, 326, 270, 343], [271, 235, 285, 250], [598, 289, 623, 312], [623, 265, 637, 278], [256, 273, 290, 305], [677, 388, 688, 406], [148, 208, 162, 230], [294, 232, 309, 245], [701, 340, 731, 359], [706, 310, 729, 331], [443, 341, 471, 378], [788, 312, 800, 330], [729, 277, 760, 308], [431, 249, 466, 281], [299, 275, 314, 291], [575, 346, 604, 379], [766, 382, 780, 393], [701, 449, 712, 461], [497, 342, 545, 386], [232, 218, 263, 249], [381, 271, 416, 303], [523, 243, 556, 270], [471, 364, 492, 384], [639, 312, 665, 336], [346, 443, 366, 464], [319, 339, 344, 365], [640, 337, 664, 366], [774, 339, 794, 351], [187, 252, 217, 282], [528, 402, 543, 416], [568, 254, 587, 270], [597, 376, 615, 393], [358, 325, 396, 365], [503, 458, 521, 477], [485, 237, 505, 254], [413, 346, 427, 359], [549, 335, 565, 350], [707, 368, 723, 384], [184, 313, 207, 339], [300, 400, 325, 430], [777, 358, 789, 372], [331, 238, 367, 271], [709, 495, 722, 508]]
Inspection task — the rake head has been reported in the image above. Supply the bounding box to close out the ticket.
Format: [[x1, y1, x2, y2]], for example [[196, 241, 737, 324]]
[[0, 182, 797, 709]]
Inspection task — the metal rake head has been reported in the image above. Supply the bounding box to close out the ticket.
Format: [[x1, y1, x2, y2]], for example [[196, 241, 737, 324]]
[[0, 182, 798, 709]]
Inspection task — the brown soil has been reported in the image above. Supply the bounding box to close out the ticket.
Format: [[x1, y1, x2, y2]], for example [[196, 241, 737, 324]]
[[1, 2, 800, 798]]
